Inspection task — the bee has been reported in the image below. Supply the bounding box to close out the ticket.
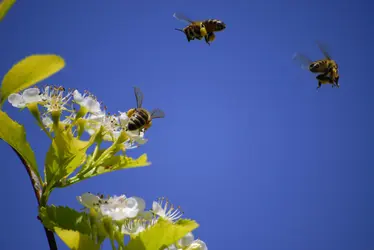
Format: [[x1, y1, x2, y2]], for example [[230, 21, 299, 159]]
[[293, 42, 340, 90], [173, 12, 226, 45], [126, 87, 165, 133]]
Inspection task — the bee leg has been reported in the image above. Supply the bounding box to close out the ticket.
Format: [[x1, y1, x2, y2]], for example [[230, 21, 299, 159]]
[[204, 36, 210, 46], [316, 82, 321, 90]]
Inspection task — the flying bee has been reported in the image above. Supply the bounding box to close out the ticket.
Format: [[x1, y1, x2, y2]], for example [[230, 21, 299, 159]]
[[173, 12, 226, 45], [293, 42, 340, 90], [126, 87, 165, 133]]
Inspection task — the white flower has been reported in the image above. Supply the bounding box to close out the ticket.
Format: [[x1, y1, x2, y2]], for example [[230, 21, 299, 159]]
[[73, 90, 101, 114], [42, 113, 74, 130], [152, 197, 183, 222], [163, 244, 179, 250], [118, 111, 130, 126], [84, 112, 121, 141], [77, 192, 101, 208], [42, 115, 53, 128], [123, 130, 148, 149], [121, 196, 146, 218], [41, 86, 72, 113], [8, 87, 43, 108], [178, 232, 194, 247], [99, 196, 145, 221], [186, 240, 208, 250], [126, 130, 148, 144]]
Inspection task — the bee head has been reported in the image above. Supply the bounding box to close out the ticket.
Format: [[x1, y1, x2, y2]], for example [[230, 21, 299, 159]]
[[216, 21, 226, 31]]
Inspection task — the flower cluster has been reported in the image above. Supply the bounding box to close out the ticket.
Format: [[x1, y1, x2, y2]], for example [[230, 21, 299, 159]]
[[166, 233, 208, 250], [8, 85, 147, 149], [77, 193, 207, 249]]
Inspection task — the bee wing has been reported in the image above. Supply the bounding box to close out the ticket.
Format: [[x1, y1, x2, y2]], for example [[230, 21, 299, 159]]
[[316, 41, 332, 60], [150, 108, 165, 119], [133, 86, 144, 108], [292, 53, 313, 70], [173, 12, 195, 24]]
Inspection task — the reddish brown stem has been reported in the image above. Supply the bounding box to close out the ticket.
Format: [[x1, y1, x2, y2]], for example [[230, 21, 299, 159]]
[[11, 147, 58, 250]]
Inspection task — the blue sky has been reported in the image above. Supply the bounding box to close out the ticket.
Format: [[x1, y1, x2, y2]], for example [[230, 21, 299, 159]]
[[1, 0, 373, 249]]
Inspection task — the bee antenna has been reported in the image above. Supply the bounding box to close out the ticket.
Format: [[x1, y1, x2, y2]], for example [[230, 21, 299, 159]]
[[175, 28, 184, 33]]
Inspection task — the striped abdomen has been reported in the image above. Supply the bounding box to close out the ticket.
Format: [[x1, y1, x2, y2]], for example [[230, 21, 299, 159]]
[[127, 108, 150, 131]]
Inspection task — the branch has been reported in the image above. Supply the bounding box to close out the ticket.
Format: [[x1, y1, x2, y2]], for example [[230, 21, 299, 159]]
[[11, 147, 58, 250]]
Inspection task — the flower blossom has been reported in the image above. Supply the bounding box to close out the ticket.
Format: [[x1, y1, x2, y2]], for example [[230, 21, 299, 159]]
[[84, 112, 121, 141], [77, 193, 146, 221], [178, 232, 194, 247], [73, 90, 101, 114], [83, 110, 148, 149], [41, 86, 72, 113], [152, 197, 183, 222], [7, 86, 153, 150], [186, 239, 208, 250], [8, 87, 43, 108]]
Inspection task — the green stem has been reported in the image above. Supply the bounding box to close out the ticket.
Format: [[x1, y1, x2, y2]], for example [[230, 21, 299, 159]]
[[58, 140, 102, 187], [74, 141, 101, 177], [110, 238, 116, 250]]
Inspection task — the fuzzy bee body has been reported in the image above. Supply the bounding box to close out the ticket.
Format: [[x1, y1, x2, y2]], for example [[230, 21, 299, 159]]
[[126, 87, 165, 132], [127, 108, 151, 131], [181, 23, 207, 42], [173, 13, 226, 45], [293, 42, 340, 89], [309, 59, 338, 73]]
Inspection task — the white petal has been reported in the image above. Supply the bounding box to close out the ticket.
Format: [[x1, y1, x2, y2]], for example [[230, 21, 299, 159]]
[[165, 244, 178, 250], [119, 111, 129, 126], [133, 197, 146, 212], [152, 201, 166, 217], [73, 90, 84, 103], [42, 116, 53, 127], [186, 240, 207, 250], [135, 136, 148, 145], [123, 207, 139, 218], [83, 96, 101, 113], [121, 197, 141, 218], [77, 193, 100, 208], [8, 93, 25, 108], [23, 88, 42, 103], [178, 232, 194, 247], [108, 210, 127, 221], [44, 86, 50, 96], [109, 195, 127, 205], [87, 112, 105, 122]]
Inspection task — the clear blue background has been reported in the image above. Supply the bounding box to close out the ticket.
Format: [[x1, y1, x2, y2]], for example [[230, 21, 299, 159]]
[[1, 0, 373, 249]]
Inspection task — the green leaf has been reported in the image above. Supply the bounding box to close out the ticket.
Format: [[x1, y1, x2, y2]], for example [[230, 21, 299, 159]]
[[55, 228, 100, 250], [45, 131, 87, 188], [93, 153, 151, 176], [0, 110, 41, 180], [0, 0, 16, 22], [126, 218, 199, 250], [0, 54, 65, 107], [39, 205, 91, 235]]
